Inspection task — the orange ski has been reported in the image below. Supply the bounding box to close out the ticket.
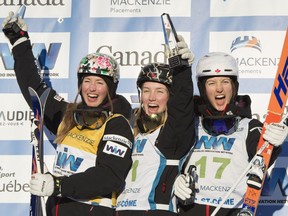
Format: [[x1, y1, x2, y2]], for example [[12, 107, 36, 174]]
[[240, 28, 288, 215]]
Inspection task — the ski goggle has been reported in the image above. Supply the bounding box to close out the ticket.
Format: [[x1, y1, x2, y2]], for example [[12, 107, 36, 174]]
[[73, 108, 109, 130], [201, 115, 240, 136]]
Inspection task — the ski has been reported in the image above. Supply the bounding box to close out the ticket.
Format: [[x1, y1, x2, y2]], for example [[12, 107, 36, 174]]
[[239, 29, 288, 216], [29, 87, 51, 216]]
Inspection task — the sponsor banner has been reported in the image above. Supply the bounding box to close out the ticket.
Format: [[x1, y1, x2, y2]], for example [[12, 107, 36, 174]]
[[210, 0, 288, 17], [248, 93, 273, 122], [0, 0, 72, 18], [258, 156, 288, 206], [248, 93, 288, 122], [0, 94, 32, 141], [89, 31, 190, 79], [0, 155, 30, 203], [209, 31, 286, 79], [0, 203, 29, 216], [0, 155, 54, 203], [0, 33, 70, 79], [0, 1, 288, 215], [90, 0, 191, 17], [120, 93, 139, 107], [0, 93, 68, 141]]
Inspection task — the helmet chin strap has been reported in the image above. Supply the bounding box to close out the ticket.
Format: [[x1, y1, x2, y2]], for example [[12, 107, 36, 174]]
[[136, 108, 165, 133]]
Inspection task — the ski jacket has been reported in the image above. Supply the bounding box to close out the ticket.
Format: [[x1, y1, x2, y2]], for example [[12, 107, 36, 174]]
[[12, 40, 134, 216], [116, 65, 195, 215], [178, 104, 281, 216]]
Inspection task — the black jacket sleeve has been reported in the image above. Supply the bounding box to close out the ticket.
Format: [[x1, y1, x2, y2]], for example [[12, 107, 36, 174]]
[[60, 115, 133, 199], [153, 66, 195, 204], [156, 66, 195, 159], [12, 40, 68, 135]]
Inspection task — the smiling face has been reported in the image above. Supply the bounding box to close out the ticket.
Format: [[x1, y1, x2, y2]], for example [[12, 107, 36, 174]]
[[81, 75, 108, 107], [205, 76, 233, 111], [141, 81, 169, 115]]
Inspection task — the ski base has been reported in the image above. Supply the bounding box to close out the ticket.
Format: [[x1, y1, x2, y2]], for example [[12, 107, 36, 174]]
[[28, 87, 51, 216], [240, 28, 288, 215]]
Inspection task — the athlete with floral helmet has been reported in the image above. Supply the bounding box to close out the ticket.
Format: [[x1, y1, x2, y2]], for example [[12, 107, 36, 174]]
[[2, 11, 133, 216], [78, 53, 120, 83]]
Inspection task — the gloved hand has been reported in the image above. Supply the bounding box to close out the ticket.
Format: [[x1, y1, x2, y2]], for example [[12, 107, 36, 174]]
[[174, 174, 193, 201], [30, 163, 63, 197], [263, 122, 288, 147], [247, 154, 265, 180], [177, 35, 194, 66], [246, 154, 265, 190], [2, 11, 29, 46], [30, 173, 55, 196]]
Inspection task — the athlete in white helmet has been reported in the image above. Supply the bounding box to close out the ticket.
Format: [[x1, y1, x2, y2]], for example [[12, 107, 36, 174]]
[[2, 11, 134, 216], [174, 52, 288, 216]]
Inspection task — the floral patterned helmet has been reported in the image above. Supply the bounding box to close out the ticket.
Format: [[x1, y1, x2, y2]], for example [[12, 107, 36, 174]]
[[136, 63, 172, 89], [77, 53, 120, 84]]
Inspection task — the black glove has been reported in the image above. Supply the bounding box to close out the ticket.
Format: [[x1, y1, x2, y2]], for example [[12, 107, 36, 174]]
[[2, 11, 29, 46]]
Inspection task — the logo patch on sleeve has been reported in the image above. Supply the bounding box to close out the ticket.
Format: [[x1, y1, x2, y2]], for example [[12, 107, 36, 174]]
[[103, 141, 128, 158], [103, 134, 133, 148]]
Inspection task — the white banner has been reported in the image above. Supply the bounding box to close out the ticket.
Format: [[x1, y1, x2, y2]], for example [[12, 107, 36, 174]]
[[0, 0, 287, 215]]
